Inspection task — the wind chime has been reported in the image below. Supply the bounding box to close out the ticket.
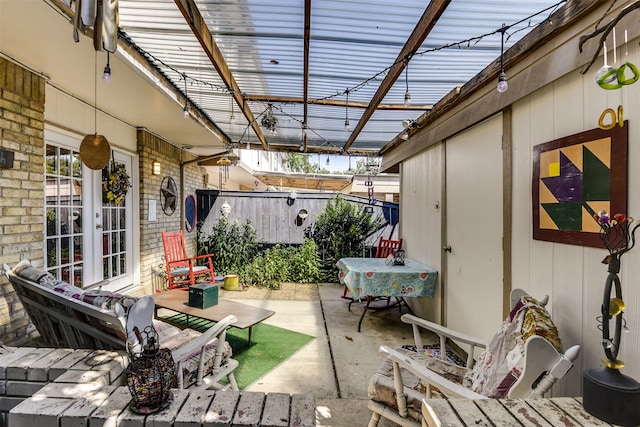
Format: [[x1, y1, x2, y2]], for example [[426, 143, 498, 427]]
[[217, 156, 231, 189]]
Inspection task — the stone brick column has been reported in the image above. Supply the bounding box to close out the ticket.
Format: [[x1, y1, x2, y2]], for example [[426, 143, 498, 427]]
[[0, 58, 46, 344], [137, 129, 206, 294]]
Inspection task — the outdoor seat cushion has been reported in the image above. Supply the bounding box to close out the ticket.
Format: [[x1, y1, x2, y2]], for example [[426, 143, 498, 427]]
[[368, 347, 468, 422], [463, 295, 562, 397], [170, 265, 210, 275], [152, 319, 233, 388]]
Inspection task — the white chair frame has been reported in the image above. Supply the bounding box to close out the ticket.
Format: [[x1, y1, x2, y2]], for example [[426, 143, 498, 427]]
[[367, 290, 580, 427]]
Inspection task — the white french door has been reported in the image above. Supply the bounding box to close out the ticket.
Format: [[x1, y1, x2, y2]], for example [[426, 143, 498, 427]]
[[45, 128, 134, 292]]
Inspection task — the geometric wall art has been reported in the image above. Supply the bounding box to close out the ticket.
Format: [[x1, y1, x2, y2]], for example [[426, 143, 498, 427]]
[[532, 124, 628, 248]]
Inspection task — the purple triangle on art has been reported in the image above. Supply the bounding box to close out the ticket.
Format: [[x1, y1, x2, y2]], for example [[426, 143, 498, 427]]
[[541, 151, 583, 203]]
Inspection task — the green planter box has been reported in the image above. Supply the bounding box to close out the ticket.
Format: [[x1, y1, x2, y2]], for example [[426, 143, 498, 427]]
[[188, 283, 218, 309]]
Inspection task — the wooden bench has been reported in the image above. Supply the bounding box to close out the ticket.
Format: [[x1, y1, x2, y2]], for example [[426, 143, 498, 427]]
[[2, 261, 239, 390], [422, 397, 611, 427], [0, 346, 315, 427]]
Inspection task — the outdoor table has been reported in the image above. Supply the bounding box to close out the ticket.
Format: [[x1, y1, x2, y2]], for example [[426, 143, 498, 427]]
[[336, 257, 437, 331]]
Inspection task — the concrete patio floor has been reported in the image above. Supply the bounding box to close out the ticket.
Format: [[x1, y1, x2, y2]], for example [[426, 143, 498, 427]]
[[219, 282, 435, 426]]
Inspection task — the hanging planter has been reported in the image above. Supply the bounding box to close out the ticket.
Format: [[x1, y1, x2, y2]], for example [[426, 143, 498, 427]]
[[103, 161, 132, 205], [261, 104, 278, 134]]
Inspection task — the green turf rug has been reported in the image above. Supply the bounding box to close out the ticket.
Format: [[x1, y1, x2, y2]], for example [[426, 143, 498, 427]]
[[163, 314, 315, 389]]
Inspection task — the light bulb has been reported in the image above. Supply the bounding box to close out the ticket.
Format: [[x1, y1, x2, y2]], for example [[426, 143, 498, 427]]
[[230, 113, 236, 124], [497, 72, 508, 93], [102, 64, 111, 83], [344, 118, 351, 132], [246, 141, 250, 150], [183, 104, 189, 118], [326, 156, 330, 166], [404, 90, 412, 107], [299, 144, 304, 152]]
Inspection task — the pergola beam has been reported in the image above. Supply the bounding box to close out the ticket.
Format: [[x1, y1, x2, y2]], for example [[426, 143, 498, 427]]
[[174, 0, 268, 150], [342, 0, 451, 152], [302, 0, 311, 152]]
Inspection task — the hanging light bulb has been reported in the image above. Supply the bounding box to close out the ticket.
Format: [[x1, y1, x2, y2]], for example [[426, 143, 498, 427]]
[[183, 104, 189, 118], [403, 61, 411, 107], [344, 90, 351, 132], [497, 72, 508, 93], [326, 155, 330, 166], [230, 95, 236, 124], [246, 141, 250, 150], [102, 52, 111, 83], [497, 25, 509, 93], [302, 122, 308, 137]]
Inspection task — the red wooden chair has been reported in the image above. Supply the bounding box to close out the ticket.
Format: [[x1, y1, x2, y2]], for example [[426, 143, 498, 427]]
[[161, 230, 215, 290], [375, 237, 403, 259], [342, 237, 403, 299]]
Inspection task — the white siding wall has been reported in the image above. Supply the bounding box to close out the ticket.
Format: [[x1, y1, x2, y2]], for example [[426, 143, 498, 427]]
[[45, 85, 138, 152], [401, 33, 640, 396], [511, 47, 640, 396], [400, 143, 443, 323]]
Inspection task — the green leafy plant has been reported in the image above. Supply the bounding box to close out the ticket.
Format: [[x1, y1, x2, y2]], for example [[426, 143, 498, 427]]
[[310, 194, 386, 281], [240, 239, 321, 289], [198, 217, 260, 276]]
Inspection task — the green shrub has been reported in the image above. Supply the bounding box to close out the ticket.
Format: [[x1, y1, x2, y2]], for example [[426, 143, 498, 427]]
[[311, 195, 386, 281], [198, 217, 260, 276], [240, 239, 321, 289]]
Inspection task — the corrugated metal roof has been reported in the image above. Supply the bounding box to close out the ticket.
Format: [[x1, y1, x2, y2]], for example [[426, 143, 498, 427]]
[[115, 0, 566, 155]]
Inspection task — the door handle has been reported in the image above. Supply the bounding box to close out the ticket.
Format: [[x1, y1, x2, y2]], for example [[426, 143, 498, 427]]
[[443, 245, 452, 253]]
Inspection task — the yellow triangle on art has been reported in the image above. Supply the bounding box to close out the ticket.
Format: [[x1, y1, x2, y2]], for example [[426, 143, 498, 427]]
[[539, 181, 558, 204], [584, 137, 611, 168], [539, 205, 558, 230]]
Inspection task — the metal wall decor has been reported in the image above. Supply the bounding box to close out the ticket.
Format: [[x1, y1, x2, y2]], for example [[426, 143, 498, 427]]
[[185, 195, 196, 232], [160, 176, 177, 215]]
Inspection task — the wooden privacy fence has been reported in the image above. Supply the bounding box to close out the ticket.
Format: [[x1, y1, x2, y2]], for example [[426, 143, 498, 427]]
[[196, 190, 400, 246]]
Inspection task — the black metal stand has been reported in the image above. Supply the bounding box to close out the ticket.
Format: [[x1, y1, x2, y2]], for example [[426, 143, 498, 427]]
[[583, 215, 640, 426]]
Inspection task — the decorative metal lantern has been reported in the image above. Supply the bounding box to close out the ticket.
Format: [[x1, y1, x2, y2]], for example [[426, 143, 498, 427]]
[[393, 249, 405, 266], [125, 326, 176, 414]]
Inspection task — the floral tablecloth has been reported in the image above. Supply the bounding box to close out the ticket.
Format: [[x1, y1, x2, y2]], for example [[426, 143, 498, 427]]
[[337, 257, 437, 300]]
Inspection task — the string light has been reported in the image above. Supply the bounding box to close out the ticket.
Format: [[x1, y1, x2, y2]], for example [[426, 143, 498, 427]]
[[497, 24, 509, 93], [326, 155, 330, 166], [102, 52, 111, 83], [139, 1, 562, 115], [132, 2, 563, 146], [404, 60, 412, 107], [230, 94, 236, 124], [344, 90, 351, 132]]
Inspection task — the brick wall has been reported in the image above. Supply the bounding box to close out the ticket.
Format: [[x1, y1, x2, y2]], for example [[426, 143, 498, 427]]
[[0, 58, 45, 345], [137, 129, 205, 293]]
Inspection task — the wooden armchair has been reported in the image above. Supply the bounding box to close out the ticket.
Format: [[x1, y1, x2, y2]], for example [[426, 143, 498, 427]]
[[162, 230, 215, 290], [342, 236, 403, 299], [375, 237, 403, 258], [367, 289, 581, 427]]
